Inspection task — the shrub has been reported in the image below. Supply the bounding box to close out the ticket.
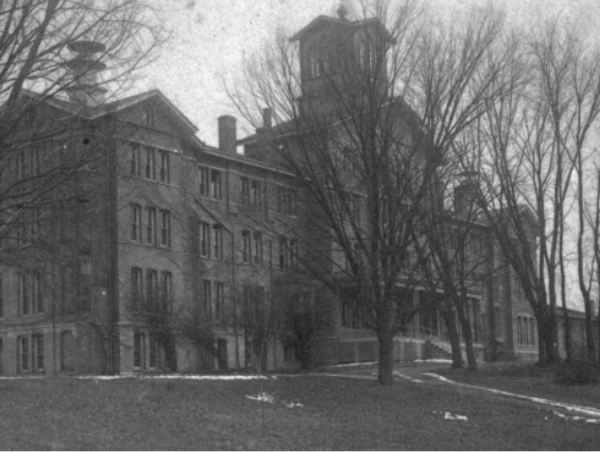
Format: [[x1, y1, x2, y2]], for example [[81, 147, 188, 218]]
[[554, 360, 600, 386]]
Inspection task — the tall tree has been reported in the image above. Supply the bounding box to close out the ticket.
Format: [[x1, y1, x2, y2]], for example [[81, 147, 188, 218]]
[[466, 18, 600, 365], [0, 0, 163, 245], [230, 0, 512, 384]]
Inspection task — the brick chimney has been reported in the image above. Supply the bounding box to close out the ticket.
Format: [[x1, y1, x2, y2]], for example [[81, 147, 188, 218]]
[[218, 115, 237, 154]]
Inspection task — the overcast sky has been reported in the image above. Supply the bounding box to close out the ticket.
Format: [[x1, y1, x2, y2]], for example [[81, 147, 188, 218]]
[[137, 0, 600, 146]]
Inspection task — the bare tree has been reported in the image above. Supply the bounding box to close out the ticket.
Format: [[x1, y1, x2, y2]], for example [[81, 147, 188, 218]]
[[0, 0, 163, 246], [467, 18, 600, 366], [229, 0, 512, 384]]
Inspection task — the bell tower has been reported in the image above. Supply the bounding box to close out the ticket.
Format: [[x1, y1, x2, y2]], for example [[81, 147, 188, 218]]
[[289, 7, 394, 117]]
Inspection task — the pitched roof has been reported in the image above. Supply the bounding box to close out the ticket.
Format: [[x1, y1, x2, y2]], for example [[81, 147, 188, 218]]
[[21, 89, 198, 134], [289, 15, 394, 43]]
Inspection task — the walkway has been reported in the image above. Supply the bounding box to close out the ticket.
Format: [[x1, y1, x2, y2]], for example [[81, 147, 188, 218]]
[[315, 361, 600, 424]]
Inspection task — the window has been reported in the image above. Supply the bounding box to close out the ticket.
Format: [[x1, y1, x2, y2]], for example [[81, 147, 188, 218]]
[[253, 232, 263, 265], [159, 150, 170, 183], [242, 230, 251, 263], [134, 332, 145, 369], [17, 272, 28, 315], [215, 282, 225, 322], [241, 177, 250, 204], [241, 177, 262, 207], [211, 170, 222, 199], [31, 147, 40, 177], [160, 210, 171, 247], [148, 335, 158, 369], [146, 269, 158, 305], [203, 280, 212, 318], [161, 271, 173, 307], [199, 222, 211, 257], [145, 147, 155, 180], [33, 334, 44, 372], [251, 180, 262, 207], [279, 237, 299, 270], [357, 39, 374, 71], [517, 315, 536, 346], [131, 267, 143, 308], [130, 204, 141, 242], [146, 207, 156, 245], [277, 186, 298, 215], [513, 276, 525, 302], [17, 273, 40, 315], [18, 336, 29, 372], [130, 144, 141, 176], [278, 236, 288, 269], [199, 167, 208, 196], [32, 272, 42, 314], [212, 224, 223, 259], [16, 150, 27, 182], [290, 239, 299, 268]]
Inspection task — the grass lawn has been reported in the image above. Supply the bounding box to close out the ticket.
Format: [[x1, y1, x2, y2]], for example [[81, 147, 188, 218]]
[[0, 372, 598, 450], [435, 361, 600, 408]]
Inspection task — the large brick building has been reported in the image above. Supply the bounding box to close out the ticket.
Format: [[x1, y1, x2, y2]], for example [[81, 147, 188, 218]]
[[0, 12, 539, 376]]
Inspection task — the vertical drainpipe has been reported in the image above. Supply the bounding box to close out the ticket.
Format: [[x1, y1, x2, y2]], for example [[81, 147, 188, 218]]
[[105, 117, 120, 374], [232, 224, 239, 369]]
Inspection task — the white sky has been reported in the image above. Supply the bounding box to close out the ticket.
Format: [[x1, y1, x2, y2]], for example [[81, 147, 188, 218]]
[[137, 0, 600, 146]]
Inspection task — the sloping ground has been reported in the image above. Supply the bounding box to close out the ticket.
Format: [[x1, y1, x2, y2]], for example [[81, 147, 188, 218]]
[[0, 373, 598, 450], [434, 362, 600, 408]]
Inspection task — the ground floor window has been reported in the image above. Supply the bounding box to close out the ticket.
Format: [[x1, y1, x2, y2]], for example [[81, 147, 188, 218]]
[[18, 336, 29, 372], [134, 332, 146, 369], [33, 334, 44, 372], [60, 330, 75, 372], [216, 338, 228, 370], [135, 332, 163, 371], [517, 315, 536, 346], [340, 288, 361, 329]]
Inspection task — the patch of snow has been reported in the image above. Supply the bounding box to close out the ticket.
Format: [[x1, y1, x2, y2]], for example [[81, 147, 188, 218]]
[[75, 374, 270, 381], [299, 373, 375, 381], [553, 410, 600, 424], [443, 412, 468, 421], [425, 372, 600, 421], [393, 371, 423, 383], [321, 361, 377, 368], [143, 374, 270, 381], [414, 359, 453, 364], [246, 392, 275, 403], [283, 401, 304, 408]]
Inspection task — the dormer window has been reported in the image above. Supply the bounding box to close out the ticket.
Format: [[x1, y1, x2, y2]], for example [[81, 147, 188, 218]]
[[357, 39, 374, 72]]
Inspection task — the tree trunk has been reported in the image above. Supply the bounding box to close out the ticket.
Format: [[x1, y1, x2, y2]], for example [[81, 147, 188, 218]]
[[457, 308, 477, 370], [583, 296, 596, 361], [377, 332, 395, 385], [441, 308, 463, 369], [538, 310, 559, 366], [561, 295, 573, 362]]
